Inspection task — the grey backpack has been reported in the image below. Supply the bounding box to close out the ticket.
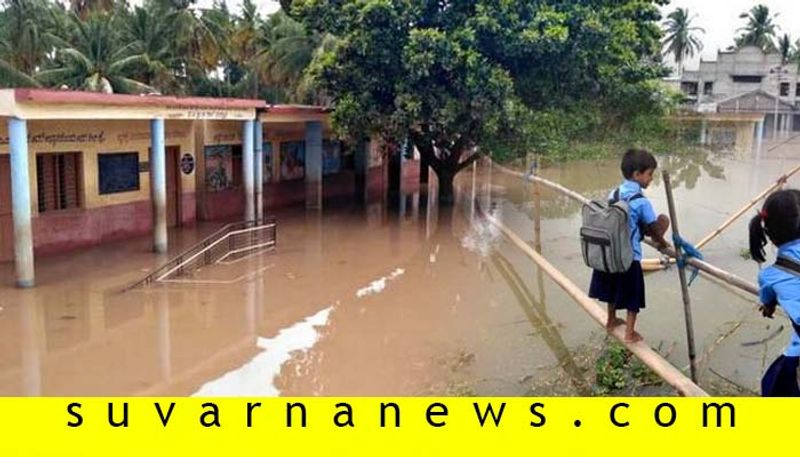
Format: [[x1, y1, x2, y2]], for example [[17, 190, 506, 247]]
[[580, 189, 643, 273]]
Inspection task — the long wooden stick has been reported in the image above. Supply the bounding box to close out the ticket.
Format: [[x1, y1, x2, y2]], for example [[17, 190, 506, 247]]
[[509, 169, 761, 296], [695, 164, 800, 249], [481, 207, 708, 396], [663, 171, 699, 382]]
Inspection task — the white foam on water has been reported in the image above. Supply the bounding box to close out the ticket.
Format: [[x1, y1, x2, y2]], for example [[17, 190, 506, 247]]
[[355, 268, 405, 298], [192, 306, 333, 397]]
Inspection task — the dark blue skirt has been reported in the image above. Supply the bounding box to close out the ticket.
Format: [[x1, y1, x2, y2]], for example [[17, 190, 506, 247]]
[[761, 355, 800, 397], [588, 261, 646, 312]]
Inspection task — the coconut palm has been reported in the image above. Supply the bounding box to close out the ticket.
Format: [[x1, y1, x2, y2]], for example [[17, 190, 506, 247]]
[[255, 11, 334, 102], [36, 13, 153, 93], [778, 34, 793, 63], [736, 4, 779, 52], [0, 0, 69, 87], [121, 5, 180, 93], [661, 7, 705, 77]]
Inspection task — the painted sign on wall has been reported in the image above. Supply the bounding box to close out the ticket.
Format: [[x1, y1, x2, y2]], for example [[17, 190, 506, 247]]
[[204, 145, 234, 191], [280, 141, 305, 181], [323, 140, 341, 175]]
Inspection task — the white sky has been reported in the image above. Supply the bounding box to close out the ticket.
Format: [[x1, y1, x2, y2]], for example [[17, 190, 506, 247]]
[[659, 0, 800, 70]]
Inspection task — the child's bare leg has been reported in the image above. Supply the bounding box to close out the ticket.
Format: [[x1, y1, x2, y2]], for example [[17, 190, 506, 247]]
[[605, 304, 624, 329], [624, 311, 643, 343]]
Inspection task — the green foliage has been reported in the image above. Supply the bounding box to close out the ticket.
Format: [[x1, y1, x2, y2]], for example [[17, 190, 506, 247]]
[[736, 4, 778, 52], [292, 0, 670, 203], [594, 342, 662, 395], [661, 7, 704, 74]]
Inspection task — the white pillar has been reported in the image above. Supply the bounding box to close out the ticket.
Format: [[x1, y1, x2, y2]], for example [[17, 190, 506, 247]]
[[150, 119, 167, 254], [700, 118, 707, 145], [254, 121, 264, 221], [9, 117, 34, 287], [755, 118, 764, 157], [242, 120, 255, 221]]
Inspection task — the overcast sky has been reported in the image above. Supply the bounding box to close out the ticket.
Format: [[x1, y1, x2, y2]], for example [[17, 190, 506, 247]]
[[659, 0, 800, 70]]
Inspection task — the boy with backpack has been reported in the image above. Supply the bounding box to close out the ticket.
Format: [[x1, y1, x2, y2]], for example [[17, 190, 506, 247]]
[[582, 149, 670, 342]]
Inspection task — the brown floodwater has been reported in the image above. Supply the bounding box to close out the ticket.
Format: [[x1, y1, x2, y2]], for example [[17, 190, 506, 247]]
[[0, 134, 798, 396]]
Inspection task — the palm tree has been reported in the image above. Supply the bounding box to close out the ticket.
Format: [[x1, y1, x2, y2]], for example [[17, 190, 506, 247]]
[[0, 0, 67, 87], [661, 8, 704, 77], [37, 13, 153, 93], [121, 6, 180, 93], [256, 11, 334, 102], [736, 4, 778, 52], [778, 34, 793, 63]]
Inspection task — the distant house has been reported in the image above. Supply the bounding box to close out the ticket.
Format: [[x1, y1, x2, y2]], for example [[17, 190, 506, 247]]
[[676, 45, 799, 137]]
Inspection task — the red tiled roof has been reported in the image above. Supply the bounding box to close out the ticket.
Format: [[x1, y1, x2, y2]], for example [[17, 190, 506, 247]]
[[13, 89, 267, 110]]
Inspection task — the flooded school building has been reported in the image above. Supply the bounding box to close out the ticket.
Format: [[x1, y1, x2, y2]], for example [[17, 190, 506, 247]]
[[0, 89, 420, 287]]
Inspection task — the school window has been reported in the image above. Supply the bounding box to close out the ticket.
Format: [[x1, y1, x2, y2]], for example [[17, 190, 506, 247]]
[[98, 152, 140, 195], [780, 82, 790, 96], [731, 75, 762, 83], [795, 83, 800, 97], [36, 152, 81, 213], [703, 82, 713, 95], [680, 82, 698, 96]]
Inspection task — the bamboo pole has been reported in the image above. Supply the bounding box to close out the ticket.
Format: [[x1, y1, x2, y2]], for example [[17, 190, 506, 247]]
[[508, 169, 761, 296], [481, 207, 708, 397], [663, 171, 699, 382], [695, 163, 800, 249]]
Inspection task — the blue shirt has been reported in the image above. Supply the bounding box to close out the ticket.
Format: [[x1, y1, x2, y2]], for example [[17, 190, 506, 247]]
[[758, 239, 800, 357], [607, 180, 657, 261]]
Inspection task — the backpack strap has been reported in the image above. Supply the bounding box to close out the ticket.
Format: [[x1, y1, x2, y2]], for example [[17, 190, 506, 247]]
[[771, 256, 800, 338], [610, 188, 644, 204]]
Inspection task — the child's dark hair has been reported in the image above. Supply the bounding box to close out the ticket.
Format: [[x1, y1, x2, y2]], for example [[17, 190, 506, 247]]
[[749, 189, 800, 263], [621, 149, 658, 179]]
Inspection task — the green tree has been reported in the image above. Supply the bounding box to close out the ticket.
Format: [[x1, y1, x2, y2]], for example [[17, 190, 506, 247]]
[[662, 7, 704, 77], [37, 13, 153, 93], [778, 33, 792, 63], [0, 0, 67, 87], [256, 10, 333, 103], [736, 4, 778, 52], [291, 0, 668, 204], [120, 5, 180, 93]]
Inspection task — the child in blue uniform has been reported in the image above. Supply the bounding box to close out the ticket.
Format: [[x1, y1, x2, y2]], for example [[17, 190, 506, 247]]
[[749, 189, 800, 396], [589, 149, 670, 342]]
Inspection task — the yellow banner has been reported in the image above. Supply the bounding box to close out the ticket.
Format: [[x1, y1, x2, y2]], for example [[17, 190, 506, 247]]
[[0, 398, 793, 456]]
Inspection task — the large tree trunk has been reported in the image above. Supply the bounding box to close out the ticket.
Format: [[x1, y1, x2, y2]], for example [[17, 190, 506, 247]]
[[437, 169, 456, 205]]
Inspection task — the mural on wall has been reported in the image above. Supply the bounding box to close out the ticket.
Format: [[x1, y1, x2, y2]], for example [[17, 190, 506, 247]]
[[98, 152, 140, 195], [263, 143, 273, 183], [323, 140, 341, 175], [280, 141, 305, 181], [204, 145, 234, 191]]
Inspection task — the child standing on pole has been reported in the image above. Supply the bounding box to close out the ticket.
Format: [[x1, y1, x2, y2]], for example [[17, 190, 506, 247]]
[[749, 189, 800, 396], [588, 149, 670, 342]]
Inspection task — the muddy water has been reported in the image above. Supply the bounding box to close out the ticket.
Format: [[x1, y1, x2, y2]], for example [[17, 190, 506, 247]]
[[0, 136, 798, 396]]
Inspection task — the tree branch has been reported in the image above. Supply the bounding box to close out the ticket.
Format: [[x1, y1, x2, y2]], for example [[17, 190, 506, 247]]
[[456, 151, 482, 172]]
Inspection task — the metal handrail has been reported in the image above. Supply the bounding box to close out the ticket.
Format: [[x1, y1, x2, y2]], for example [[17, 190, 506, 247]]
[[125, 216, 276, 290]]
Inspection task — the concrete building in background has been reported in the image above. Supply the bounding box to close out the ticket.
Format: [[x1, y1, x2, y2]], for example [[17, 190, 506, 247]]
[[677, 45, 799, 137]]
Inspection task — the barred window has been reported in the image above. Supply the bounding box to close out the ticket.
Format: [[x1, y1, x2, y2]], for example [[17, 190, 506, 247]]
[[37, 152, 81, 212]]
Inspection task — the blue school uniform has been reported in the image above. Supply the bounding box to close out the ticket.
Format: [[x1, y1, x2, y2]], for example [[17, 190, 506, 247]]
[[588, 180, 658, 312], [758, 239, 800, 397]]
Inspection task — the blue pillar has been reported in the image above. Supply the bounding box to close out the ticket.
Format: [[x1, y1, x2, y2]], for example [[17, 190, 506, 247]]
[[354, 140, 368, 203], [150, 118, 167, 254], [305, 121, 323, 210], [242, 120, 255, 221], [9, 118, 34, 288], [254, 121, 264, 221]]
